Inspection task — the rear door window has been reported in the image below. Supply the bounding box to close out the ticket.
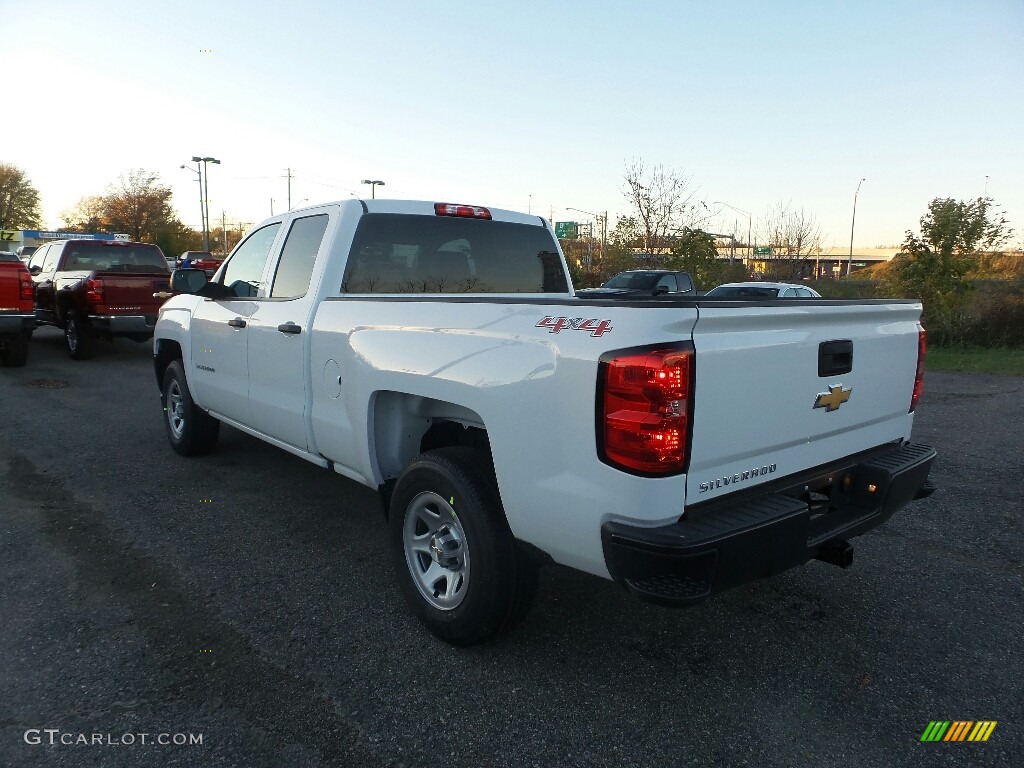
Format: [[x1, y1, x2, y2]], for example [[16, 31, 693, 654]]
[[656, 274, 677, 292], [341, 214, 567, 294], [269, 214, 329, 299]]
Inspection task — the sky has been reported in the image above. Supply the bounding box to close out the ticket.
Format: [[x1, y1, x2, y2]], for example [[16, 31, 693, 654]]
[[6, 0, 1023, 251]]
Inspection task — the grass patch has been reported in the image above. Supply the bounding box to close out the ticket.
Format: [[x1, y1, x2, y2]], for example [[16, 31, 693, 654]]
[[925, 346, 1024, 375]]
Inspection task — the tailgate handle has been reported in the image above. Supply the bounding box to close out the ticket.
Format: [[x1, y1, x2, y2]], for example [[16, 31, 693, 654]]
[[228, 318, 247, 329], [819, 340, 853, 377]]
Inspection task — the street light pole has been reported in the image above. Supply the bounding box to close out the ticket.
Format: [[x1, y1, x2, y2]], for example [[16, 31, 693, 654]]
[[180, 162, 204, 246], [196, 156, 220, 252], [847, 178, 866, 277], [361, 179, 385, 199]]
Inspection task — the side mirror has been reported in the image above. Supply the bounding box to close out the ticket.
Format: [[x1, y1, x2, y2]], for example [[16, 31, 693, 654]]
[[654, 285, 670, 295], [30, 265, 42, 275], [171, 268, 209, 294]]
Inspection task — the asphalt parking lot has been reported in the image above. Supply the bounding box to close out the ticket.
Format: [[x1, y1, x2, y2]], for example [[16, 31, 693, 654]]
[[1, 329, 1021, 768]]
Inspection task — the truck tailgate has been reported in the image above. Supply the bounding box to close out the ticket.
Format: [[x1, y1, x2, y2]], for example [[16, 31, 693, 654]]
[[687, 301, 922, 503], [93, 271, 169, 313]]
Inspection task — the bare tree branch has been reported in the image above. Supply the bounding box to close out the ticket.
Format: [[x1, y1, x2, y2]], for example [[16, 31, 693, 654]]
[[622, 159, 702, 254]]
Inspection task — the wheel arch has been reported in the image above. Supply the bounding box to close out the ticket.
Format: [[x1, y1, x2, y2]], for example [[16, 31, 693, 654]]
[[371, 391, 492, 517], [154, 338, 183, 390]]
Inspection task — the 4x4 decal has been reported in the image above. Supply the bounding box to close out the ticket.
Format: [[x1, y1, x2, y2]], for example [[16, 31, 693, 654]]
[[536, 316, 613, 337]]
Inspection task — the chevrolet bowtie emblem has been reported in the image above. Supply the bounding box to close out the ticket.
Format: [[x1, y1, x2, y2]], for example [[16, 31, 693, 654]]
[[814, 384, 852, 412]]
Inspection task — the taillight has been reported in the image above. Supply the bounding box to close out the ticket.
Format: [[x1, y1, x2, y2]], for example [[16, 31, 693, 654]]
[[19, 270, 33, 301], [86, 278, 104, 305], [434, 203, 492, 220], [597, 343, 694, 476], [910, 327, 926, 412]]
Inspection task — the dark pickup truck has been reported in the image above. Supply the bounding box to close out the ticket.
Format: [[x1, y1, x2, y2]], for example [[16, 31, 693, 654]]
[[28, 239, 171, 359], [575, 269, 695, 299], [0, 251, 34, 366]]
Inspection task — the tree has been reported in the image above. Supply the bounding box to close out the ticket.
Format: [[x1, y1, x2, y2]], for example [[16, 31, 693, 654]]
[[60, 195, 109, 233], [755, 202, 822, 280], [880, 197, 1013, 344], [103, 169, 177, 242], [663, 229, 747, 290], [919, 197, 1012, 258], [0, 163, 43, 229], [622, 159, 703, 254], [61, 170, 184, 245]]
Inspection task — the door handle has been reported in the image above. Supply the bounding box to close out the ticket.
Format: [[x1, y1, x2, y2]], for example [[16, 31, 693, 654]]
[[277, 322, 301, 334], [228, 318, 247, 328]]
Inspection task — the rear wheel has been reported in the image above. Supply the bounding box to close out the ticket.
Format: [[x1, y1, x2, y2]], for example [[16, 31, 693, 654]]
[[389, 447, 538, 645], [0, 333, 30, 367], [64, 310, 95, 360], [162, 360, 220, 455]]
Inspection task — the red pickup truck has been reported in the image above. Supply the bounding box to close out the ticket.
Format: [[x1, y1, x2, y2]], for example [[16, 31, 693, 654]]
[[28, 239, 171, 359], [0, 252, 35, 366]]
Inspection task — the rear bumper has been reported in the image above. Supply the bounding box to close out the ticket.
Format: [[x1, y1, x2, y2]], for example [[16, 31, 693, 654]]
[[88, 314, 158, 337], [0, 313, 35, 338], [601, 442, 936, 606]]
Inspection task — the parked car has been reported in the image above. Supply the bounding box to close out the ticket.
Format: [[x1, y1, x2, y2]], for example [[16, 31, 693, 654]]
[[0, 251, 35, 366], [28, 239, 171, 359], [17, 245, 38, 265], [576, 269, 695, 299], [179, 251, 224, 277], [704, 281, 822, 298]]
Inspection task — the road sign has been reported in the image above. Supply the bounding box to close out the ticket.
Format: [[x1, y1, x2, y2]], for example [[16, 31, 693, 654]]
[[555, 221, 578, 239], [753, 246, 772, 256]]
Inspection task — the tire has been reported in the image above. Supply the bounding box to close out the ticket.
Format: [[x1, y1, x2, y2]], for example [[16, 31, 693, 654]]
[[64, 309, 96, 360], [162, 360, 220, 456], [389, 447, 538, 645], [0, 333, 29, 367]]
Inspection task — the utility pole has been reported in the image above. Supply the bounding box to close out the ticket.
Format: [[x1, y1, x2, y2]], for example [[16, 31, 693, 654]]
[[222, 211, 227, 258], [567, 207, 607, 270], [285, 168, 293, 210]]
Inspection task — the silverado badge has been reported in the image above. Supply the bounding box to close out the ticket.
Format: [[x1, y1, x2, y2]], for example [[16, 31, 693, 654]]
[[814, 384, 852, 412]]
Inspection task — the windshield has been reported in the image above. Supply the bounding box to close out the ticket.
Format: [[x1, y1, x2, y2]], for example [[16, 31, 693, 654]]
[[63, 242, 169, 273], [705, 285, 781, 298], [602, 272, 660, 290]]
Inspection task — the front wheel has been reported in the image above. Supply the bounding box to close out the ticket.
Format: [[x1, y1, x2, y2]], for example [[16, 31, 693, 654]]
[[162, 360, 220, 456], [389, 447, 537, 645]]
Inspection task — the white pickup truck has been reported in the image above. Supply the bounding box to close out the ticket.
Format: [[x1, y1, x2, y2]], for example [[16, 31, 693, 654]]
[[154, 199, 936, 645]]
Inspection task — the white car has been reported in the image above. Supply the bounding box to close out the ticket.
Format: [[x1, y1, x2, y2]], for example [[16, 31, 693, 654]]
[[704, 281, 821, 298]]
